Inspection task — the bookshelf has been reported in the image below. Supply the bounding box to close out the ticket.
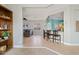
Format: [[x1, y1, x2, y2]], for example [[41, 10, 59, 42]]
[[0, 5, 13, 53]]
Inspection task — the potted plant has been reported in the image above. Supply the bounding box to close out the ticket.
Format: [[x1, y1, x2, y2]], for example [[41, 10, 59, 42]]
[[2, 31, 9, 40]]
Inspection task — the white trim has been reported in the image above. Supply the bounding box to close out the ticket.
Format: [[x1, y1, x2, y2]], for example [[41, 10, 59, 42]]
[[13, 45, 23, 48], [44, 47, 63, 55], [64, 42, 79, 46], [61, 40, 64, 43], [19, 47, 46, 48]]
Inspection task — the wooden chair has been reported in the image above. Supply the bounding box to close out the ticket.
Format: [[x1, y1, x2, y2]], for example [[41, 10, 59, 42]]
[[43, 30, 47, 39], [47, 30, 54, 42], [43, 30, 52, 40], [53, 30, 61, 43]]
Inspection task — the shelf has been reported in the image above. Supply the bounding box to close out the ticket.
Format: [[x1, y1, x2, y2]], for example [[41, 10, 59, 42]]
[[0, 16, 11, 21], [0, 4, 13, 53], [0, 39, 8, 46], [0, 39, 5, 42], [0, 29, 9, 31]]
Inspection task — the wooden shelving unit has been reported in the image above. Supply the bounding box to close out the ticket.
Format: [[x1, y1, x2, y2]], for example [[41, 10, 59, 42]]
[[0, 5, 13, 53]]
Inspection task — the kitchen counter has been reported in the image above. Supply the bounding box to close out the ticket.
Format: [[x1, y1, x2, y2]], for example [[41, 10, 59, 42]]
[[23, 29, 33, 37]]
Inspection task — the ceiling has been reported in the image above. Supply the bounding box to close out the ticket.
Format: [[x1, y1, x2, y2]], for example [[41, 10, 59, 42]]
[[22, 4, 54, 20]]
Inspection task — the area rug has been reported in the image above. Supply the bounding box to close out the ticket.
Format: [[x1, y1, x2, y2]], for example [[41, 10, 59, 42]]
[[4, 48, 57, 55]]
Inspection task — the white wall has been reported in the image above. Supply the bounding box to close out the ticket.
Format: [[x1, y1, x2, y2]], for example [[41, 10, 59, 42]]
[[4, 4, 23, 47], [66, 5, 79, 45], [64, 6, 72, 44]]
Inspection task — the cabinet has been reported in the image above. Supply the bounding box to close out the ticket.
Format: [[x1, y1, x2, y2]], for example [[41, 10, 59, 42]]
[[0, 5, 13, 53]]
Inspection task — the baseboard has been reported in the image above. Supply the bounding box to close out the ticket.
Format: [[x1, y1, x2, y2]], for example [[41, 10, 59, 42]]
[[22, 47, 45, 48], [13, 45, 23, 48], [63, 42, 79, 46], [44, 47, 63, 55]]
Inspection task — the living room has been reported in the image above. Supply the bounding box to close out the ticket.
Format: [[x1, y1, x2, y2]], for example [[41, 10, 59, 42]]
[[0, 4, 79, 55]]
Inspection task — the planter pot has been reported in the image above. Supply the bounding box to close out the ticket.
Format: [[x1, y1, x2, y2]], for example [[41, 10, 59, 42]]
[[4, 37, 8, 40]]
